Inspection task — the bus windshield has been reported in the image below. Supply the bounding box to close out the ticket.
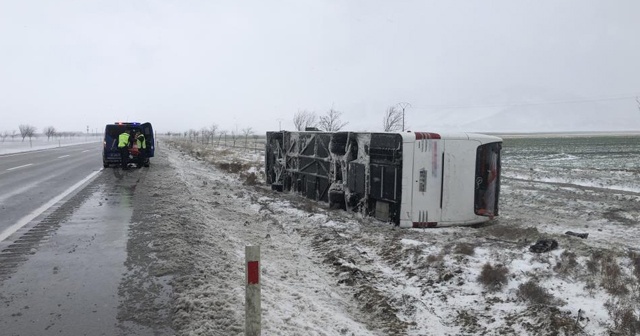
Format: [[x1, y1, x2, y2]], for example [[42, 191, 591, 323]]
[[474, 142, 501, 218]]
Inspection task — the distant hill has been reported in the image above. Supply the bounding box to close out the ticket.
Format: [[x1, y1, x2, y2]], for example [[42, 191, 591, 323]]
[[420, 88, 640, 133], [460, 102, 639, 133]]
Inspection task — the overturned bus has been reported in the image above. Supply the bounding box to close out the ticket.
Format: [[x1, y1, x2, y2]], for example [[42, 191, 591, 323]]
[[265, 131, 501, 228]]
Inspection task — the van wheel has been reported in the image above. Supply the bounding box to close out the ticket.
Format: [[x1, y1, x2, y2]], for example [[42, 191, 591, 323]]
[[103, 162, 109, 168], [144, 160, 150, 167]]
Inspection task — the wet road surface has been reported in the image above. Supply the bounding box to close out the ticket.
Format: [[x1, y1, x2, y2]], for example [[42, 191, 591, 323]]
[[0, 143, 102, 240], [0, 166, 174, 336]]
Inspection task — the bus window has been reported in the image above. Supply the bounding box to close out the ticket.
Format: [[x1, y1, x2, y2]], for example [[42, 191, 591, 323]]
[[474, 142, 501, 218]]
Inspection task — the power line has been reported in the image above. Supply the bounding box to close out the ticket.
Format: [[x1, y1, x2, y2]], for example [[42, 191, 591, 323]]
[[409, 94, 639, 111]]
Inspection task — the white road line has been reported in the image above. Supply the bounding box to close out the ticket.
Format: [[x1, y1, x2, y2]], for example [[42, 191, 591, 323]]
[[81, 150, 89, 153], [6, 164, 33, 171], [0, 169, 103, 242], [58, 155, 71, 159]]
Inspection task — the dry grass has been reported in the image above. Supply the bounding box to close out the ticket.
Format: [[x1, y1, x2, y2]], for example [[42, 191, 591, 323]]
[[630, 251, 640, 284], [217, 161, 249, 174], [553, 250, 580, 277], [585, 250, 629, 296], [483, 224, 539, 244], [453, 243, 476, 256], [401, 245, 423, 265], [516, 280, 555, 306], [586, 249, 606, 275], [299, 199, 317, 213], [605, 298, 640, 335], [477, 263, 509, 292], [169, 139, 265, 188], [426, 254, 444, 264], [602, 260, 629, 297], [242, 172, 259, 186]]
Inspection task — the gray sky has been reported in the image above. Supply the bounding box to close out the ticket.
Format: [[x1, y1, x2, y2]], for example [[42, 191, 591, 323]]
[[1, 0, 639, 134]]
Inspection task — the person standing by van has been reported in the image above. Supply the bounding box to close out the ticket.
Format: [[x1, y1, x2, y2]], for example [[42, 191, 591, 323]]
[[118, 130, 131, 169], [135, 131, 146, 167]]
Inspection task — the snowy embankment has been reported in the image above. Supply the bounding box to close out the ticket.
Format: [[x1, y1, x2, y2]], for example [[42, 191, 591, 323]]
[[0, 137, 101, 155], [157, 139, 639, 336]]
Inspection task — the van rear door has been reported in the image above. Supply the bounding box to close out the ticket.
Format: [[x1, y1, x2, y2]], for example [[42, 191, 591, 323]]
[[104, 124, 125, 161], [141, 123, 154, 157]]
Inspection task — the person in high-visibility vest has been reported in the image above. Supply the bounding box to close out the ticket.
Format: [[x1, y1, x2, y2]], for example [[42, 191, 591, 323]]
[[136, 132, 146, 150], [135, 131, 146, 167], [117, 130, 131, 169]]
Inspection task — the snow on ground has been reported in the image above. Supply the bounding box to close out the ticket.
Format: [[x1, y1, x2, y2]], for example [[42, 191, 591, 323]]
[[151, 138, 639, 335], [0, 137, 101, 155]]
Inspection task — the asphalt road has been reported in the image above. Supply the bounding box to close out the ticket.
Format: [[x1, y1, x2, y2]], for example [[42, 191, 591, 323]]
[[0, 146, 173, 335], [0, 143, 102, 240]]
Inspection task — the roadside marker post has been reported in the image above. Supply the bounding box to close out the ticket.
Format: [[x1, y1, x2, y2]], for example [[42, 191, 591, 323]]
[[246, 245, 261, 336]]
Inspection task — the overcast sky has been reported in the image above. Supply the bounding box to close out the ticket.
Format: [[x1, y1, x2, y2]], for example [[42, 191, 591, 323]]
[[1, 0, 639, 134]]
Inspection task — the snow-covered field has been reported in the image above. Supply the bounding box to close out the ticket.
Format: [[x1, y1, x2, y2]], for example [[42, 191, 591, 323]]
[[0, 136, 101, 155], [144, 136, 639, 335]]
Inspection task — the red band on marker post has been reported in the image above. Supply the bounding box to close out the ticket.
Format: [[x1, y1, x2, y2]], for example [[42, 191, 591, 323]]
[[247, 261, 259, 284]]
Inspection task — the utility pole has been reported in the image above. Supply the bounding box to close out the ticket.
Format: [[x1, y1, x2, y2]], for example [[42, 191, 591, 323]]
[[396, 102, 412, 131]]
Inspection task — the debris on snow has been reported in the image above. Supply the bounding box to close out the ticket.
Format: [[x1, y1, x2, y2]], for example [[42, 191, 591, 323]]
[[529, 238, 559, 253], [565, 231, 589, 239]]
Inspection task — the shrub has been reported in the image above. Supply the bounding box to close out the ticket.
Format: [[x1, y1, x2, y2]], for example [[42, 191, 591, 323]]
[[300, 199, 316, 213], [630, 252, 640, 283], [242, 172, 259, 186], [587, 254, 629, 296], [601, 257, 629, 296], [477, 263, 509, 292], [217, 161, 247, 174], [454, 243, 476, 256], [484, 225, 539, 243], [605, 299, 640, 335], [426, 254, 444, 264], [517, 280, 555, 306], [553, 250, 579, 277], [586, 250, 604, 275]]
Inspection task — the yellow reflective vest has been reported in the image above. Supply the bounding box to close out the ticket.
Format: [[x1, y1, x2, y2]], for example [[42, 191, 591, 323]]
[[136, 134, 146, 149], [118, 132, 130, 148]]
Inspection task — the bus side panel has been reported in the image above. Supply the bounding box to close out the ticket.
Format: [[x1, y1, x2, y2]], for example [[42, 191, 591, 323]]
[[440, 140, 485, 225], [399, 138, 415, 228], [407, 139, 444, 227]]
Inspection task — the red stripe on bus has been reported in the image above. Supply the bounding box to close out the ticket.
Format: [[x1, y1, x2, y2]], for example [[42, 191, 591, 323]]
[[415, 132, 441, 140], [412, 222, 438, 228], [248, 261, 259, 284]]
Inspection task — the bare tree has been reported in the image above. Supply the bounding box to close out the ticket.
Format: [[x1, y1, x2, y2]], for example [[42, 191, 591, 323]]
[[200, 127, 210, 144], [19, 124, 37, 142], [11, 130, 17, 141], [218, 130, 227, 146], [231, 131, 238, 147], [242, 127, 253, 150], [188, 129, 200, 142], [1, 131, 9, 143], [383, 106, 403, 132], [253, 134, 259, 153], [209, 124, 218, 145], [44, 126, 56, 141], [293, 110, 318, 131], [636, 96, 640, 113], [318, 108, 348, 132]]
